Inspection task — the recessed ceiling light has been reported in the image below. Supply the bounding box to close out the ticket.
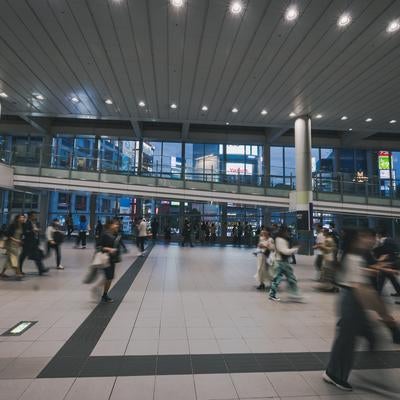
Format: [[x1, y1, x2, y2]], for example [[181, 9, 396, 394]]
[[0, 92, 8, 98], [71, 97, 80, 103], [341, 115, 348, 120], [315, 114, 323, 119], [170, 0, 184, 8], [338, 13, 351, 27], [201, 105, 208, 112], [387, 19, 400, 33], [261, 109, 268, 115], [35, 94, 45, 100], [349, 128, 353, 131], [138, 101, 146, 107], [289, 112, 296, 118], [232, 107, 239, 113], [170, 103, 177, 109], [285, 6, 299, 21], [226, 122, 230, 125], [365, 117, 373, 122], [105, 99, 113, 105], [390, 119, 397, 124], [230, 1, 243, 14]]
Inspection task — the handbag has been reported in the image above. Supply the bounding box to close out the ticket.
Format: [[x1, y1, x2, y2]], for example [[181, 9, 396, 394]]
[[91, 251, 110, 269]]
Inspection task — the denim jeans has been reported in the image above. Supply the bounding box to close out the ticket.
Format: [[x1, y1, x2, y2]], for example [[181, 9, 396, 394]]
[[269, 260, 299, 297]]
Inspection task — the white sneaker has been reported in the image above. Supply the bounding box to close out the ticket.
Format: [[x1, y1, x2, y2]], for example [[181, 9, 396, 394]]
[[56, 265, 64, 270]]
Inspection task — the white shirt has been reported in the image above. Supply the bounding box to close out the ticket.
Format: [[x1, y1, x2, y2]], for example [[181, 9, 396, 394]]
[[275, 237, 297, 261], [138, 220, 147, 237], [337, 254, 368, 287], [46, 226, 56, 242], [315, 232, 324, 255]]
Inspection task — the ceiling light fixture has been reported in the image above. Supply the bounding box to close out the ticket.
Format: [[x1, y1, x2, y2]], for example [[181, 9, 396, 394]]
[[315, 114, 323, 119], [289, 112, 296, 118], [170, 0, 184, 8], [170, 103, 177, 109], [138, 101, 146, 107], [349, 128, 353, 131], [390, 119, 397, 124], [365, 117, 373, 122], [226, 122, 230, 125], [105, 99, 113, 105], [337, 13, 351, 27], [35, 94, 45, 100], [285, 6, 299, 21], [71, 97, 80, 103], [230, 1, 243, 14], [341, 115, 348, 120], [232, 107, 239, 113], [387, 19, 400, 33], [201, 105, 208, 112], [0, 92, 8, 98], [261, 109, 268, 115]]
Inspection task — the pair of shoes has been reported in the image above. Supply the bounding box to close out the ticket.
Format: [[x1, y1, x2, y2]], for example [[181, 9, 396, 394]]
[[81, 246, 86, 249], [322, 371, 352, 391], [256, 284, 266, 290], [268, 294, 280, 301], [56, 265, 64, 270], [101, 294, 114, 303]]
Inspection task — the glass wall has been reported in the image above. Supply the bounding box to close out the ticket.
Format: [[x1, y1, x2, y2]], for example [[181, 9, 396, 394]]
[[185, 143, 221, 181]]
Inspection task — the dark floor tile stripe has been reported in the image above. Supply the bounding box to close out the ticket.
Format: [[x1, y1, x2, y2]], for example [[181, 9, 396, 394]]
[[40, 350, 400, 378], [38, 246, 153, 379]]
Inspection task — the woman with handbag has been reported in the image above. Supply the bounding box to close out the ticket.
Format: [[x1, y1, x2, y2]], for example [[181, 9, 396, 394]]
[[254, 229, 275, 290], [95, 218, 122, 303], [0, 214, 24, 279]]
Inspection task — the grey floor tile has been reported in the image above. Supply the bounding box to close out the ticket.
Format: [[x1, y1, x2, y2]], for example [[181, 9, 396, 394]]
[[19, 378, 74, 400], [267, 371, 317, 397], [230, 372, 277, 398], [0, 357, 50, 379], [110, 376, 155, 400], [64, 377, 116, 400], [194, 373, 238, 400], [154, 375, 196, 400], [0, 379, 33, 400]]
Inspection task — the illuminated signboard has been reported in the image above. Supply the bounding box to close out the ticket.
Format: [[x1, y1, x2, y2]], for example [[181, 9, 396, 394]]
[[226, 163, 253, 175], [378, 151, 391, 170]]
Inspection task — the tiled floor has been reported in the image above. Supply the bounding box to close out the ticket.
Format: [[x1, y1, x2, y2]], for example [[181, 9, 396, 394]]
[[0, 242, 399, 399]]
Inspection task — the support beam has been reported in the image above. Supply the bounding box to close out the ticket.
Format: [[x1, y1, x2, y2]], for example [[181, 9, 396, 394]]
[[341, 130, 376, 147], [267, 127, 289, 144], [130, 120, 143, 139], [18, 115, 50, 135], [181, 122, 190, 139]]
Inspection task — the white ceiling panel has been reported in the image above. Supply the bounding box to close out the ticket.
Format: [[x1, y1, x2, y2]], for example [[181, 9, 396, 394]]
[[0, 0, 399, 136]]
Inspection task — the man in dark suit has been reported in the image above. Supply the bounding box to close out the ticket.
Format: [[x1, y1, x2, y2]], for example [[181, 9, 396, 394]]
[[19, 211, 49, 275]]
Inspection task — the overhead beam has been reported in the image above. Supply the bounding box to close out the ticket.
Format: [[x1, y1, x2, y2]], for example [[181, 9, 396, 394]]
[[341, 130, 377, 147], [130, 120, 142, 139], [18, 115, 50, 135], [267, 127, 289, 144]]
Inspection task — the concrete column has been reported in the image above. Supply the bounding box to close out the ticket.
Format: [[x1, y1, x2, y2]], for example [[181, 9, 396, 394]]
[[294, 115, 313, 254], [295, 115, 313, 215]]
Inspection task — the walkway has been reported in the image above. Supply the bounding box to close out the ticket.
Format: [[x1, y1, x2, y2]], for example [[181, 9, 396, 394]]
[[0, 243, 399, 399]]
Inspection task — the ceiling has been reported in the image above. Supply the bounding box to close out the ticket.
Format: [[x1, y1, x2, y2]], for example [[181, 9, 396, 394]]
[[0, 0, 400, 139]]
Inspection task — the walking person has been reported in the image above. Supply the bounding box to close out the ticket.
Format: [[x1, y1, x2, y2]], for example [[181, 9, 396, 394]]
[[46, 218, 64, 270], [75, 215, 88, 249], [95, 219, 103, 246], [66, 213, 74, 239], [19, 211, 49, 275], [254, 229, 275, 290], [0, 214, 24, 279], [151, 218, 159, 241], [313, 224, 324, 280], [323, 229, 376, 391], [315, 229, 338, 292], [268, 226, 300, 301], [137, 217, 147, 255], [94, 218, 123, 303], [181, 219, 193, 247]]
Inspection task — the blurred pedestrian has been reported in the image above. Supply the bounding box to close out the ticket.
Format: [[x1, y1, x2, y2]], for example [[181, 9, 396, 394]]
[[46, 218, 65, 270], [75, 215, 88, 249]]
